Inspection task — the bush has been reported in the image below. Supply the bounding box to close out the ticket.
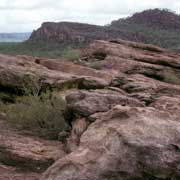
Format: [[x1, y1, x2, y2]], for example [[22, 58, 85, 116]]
[[62, 47, 81, 60], [5, 94, 69, 140]]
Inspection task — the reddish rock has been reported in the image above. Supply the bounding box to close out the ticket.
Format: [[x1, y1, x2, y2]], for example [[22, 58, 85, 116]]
[[0, 119, 65, 172], [28, 22, 140, 44], [42, 105, 180, 180], [0, 39, 180, 180], [66, 89, 144, 117]]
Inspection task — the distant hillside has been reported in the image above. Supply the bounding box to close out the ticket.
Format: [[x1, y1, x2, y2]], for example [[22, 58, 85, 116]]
[[0, 33, 31, 42], [28, 22, 143, 45], [28, 8, 180, 51], [1, 8, 180, 59], [110, 9, 180, 50], [111, 9, 180, 30]]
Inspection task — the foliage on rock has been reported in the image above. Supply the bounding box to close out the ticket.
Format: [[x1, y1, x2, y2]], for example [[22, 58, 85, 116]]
[[5, 94, 69, 140]]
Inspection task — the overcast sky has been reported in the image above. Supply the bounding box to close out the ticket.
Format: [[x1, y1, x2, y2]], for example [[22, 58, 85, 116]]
[[0, 0, 180, 33]]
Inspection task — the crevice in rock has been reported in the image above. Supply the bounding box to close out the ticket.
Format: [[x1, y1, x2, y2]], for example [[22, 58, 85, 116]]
[[92, 51, 107, 60], [132, 57, 180, 70], [169, 144, 180, 152], [0, 84, 24, 96]]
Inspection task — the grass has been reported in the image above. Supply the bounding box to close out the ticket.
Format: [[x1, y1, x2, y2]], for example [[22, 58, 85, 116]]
[[1, 93, 69, 140], [0, 41, 81, 59], [62, 47, 81, 60]]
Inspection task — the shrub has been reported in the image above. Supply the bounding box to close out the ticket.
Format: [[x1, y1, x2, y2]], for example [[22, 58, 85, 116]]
[[62, 47, 81, 60], [5, 94, 69, 140]]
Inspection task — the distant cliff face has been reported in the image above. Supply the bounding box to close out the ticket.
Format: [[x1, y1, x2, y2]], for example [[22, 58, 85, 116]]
[[28, 22, 141, 44], [29, 9, 180, 50], [29, 22, 108, 44]]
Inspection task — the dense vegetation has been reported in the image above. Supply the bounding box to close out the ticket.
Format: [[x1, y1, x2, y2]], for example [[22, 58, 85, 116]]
[[111, 9, 180, 51], [112, 22, 180, 50], [0, 93, 69, 140], [0, 42, 81, 59]]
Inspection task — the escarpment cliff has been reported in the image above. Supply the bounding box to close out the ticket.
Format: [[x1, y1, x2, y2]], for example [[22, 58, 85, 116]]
[[29, 21, 140, 45], [29, 9, 180, 50]]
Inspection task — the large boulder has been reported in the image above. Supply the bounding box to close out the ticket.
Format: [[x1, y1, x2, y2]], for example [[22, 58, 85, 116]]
[[42, 105, 180, 180], [66, 89, 144, 117]]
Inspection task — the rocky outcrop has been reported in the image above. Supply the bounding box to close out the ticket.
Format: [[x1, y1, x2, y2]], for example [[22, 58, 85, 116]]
[[41, 39, 180, 180], [0, 54, 111, 98], [28, 22, 141, 45], [66, 89, 144, 117], [0, 163, 39, 180], [42, 105, 180, 180], [0, 39, 180, 179], [0, 118, 65, 172], [110, 9, 180, 50]]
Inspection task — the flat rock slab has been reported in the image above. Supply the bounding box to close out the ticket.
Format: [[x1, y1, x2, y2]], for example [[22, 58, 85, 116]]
[[0, 119, 66, 172], [42, 105, 180, 180], [66, 89, 144, 117]]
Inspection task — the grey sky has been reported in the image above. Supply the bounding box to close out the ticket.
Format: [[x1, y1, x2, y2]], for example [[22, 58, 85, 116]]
[[0, 0, 180, 32]]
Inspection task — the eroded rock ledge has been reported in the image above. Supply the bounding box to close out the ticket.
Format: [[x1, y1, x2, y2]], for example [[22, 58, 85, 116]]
[[0, 39, 179, 180]]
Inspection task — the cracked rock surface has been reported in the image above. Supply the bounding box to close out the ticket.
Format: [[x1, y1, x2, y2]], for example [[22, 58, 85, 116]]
[[0, 39, 180, 180]]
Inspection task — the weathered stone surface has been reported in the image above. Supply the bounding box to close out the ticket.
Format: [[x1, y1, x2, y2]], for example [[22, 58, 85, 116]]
[[0, 119, 65, 172], [149, 95, 180, 121], [41, 39, 180, 180], [28, 22, 140, 44], [66, 89, 144, 117], [0, 163, 40, 180], [86, 40, 180, 69], [0, 54, 111, 96], [0, 39, 180, 180], [42, 105, 180, 180]]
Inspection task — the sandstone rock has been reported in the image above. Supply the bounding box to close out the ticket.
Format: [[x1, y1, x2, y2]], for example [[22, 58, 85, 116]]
[[41, 39, 180, 180], [149, 95, 180, 121], [28, 22, 140, 44], [66, 89, 144, 117], [0, 163, 40, 180], [0, 119, 66, 172], [67, 118, 88, 152], [87, 40, 180, 69], [0, 54, 111, 97], [42, 105, 180, 180], [0, 39, 180, 180], [112, 73, 180, 96]]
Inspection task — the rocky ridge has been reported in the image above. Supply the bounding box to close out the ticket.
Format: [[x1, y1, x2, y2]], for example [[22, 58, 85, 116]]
[[29, 22, 139, 45], [0, 39, 179, 179], [28, 9, 180, 50], [111, 8, 180, 31]]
